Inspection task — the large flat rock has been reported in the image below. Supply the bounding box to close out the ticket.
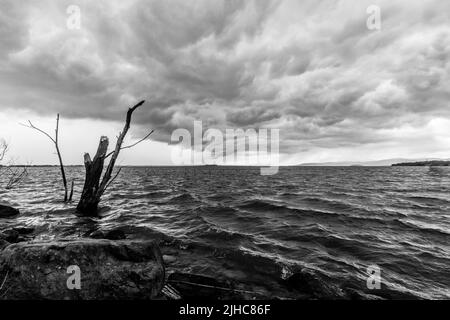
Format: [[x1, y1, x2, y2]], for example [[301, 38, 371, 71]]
[[0, 239, 165, 300]]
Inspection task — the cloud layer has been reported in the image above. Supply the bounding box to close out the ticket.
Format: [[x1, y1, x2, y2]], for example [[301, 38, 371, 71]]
[[0, 0, 449, 162]]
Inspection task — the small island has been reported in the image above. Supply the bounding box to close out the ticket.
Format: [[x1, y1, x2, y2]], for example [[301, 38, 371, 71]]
[[392, 160, 450, 167]]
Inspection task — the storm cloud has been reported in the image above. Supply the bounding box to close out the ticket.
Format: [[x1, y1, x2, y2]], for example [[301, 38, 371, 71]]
[[0, 0, 449, 160]]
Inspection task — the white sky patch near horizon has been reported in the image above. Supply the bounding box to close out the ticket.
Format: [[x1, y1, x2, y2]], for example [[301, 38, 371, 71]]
[[0, 111, 173, 165], [2, 110, 450, 165]]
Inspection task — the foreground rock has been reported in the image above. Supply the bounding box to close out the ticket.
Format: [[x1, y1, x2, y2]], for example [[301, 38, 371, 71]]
[[283, 270, 347, 299], [0, 227, 34, 247], [0, 239, 165, 300], [0, 205, 19, 218]]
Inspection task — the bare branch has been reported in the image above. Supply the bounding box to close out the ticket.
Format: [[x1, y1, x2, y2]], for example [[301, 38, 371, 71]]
[[103, 167, 122, 193], [68, 179, 75, 202], [0, 139, 8, 162], [105, 129, 154, 158], [55, 114, 60, 144], [53, 114, 68, 201], [5, 166, 28, 189], [20, 121, 56, 144], [98, 100, 145, 196], [22, 114, 69, 201], [0, 140, 28, 189], [121, 130, 154, 151]]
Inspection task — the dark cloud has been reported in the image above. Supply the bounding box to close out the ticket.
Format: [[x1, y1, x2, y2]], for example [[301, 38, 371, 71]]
[[0, 0, 449, 156]]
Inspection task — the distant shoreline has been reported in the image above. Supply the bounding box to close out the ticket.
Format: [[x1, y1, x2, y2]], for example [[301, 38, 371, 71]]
[[0, 164, 439, 168], [3, 160, 450, 168], [392, 160, 450, 167]]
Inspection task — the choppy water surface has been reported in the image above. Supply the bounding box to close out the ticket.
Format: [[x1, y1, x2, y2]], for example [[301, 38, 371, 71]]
[[1, 166, 449, 299]]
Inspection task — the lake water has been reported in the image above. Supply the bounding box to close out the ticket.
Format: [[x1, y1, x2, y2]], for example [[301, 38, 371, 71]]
[[1, 166, 449, 299]]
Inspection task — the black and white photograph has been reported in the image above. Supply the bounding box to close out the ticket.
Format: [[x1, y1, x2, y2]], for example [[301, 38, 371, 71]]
[[0, 0, 449, 311]]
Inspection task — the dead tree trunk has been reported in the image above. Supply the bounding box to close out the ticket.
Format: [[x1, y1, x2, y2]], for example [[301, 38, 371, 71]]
[[77, 136, 109, 213], [77, 100, 151, 215]]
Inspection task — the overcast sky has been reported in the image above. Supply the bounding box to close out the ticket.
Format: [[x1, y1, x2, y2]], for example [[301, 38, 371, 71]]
[[0, 0, 449, 165]]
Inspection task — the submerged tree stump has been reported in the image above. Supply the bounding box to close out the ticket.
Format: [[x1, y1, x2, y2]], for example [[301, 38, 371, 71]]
[[76, 136, 109, 214], [76, 101, 150, 215]]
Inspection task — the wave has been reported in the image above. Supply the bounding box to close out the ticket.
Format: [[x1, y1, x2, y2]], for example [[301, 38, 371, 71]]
[[404, 196, 450, 207], [237, 199, 340, 217], [168, 193, 197, 203], [238, 199, 291, 211]]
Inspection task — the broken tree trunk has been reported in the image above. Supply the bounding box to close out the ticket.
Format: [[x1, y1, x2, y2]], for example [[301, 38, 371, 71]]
[[77, 136, 109, 213], [76, 100, 148, 215]]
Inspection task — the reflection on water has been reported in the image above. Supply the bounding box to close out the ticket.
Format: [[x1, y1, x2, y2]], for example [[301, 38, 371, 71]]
[[1, 166, 449, 299]]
